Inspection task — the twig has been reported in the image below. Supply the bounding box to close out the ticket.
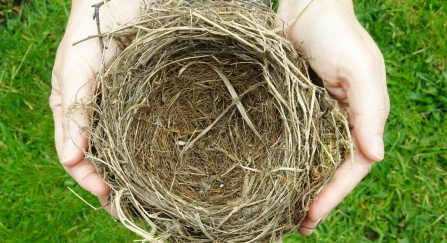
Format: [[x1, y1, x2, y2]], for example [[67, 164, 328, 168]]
[[72, 33, 105, 46], [92, 0, 111, 52]]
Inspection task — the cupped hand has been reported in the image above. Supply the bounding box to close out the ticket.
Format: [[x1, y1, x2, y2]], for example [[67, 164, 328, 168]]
[[49, 0, 140, 217], [275, 0, 390, 236]]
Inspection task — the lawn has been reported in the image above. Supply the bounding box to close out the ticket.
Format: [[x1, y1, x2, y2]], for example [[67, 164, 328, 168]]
[[0, 0, 446, 242]]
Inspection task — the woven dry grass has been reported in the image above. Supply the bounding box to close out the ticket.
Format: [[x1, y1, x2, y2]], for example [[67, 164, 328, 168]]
[[83, 0, 353, 242]]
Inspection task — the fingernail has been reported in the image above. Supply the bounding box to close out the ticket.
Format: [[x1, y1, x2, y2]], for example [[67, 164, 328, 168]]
[[61, 141, 76, 165], [371, 136, 384, 161]]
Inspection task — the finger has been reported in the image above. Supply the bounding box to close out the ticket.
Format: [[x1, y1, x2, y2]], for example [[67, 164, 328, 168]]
[[51, 71, 91, 167], [59, 71, 94, 166], [299, 216, 325, 236], [345, 41, 389, 162], [64, 158, 110, 196], [98, 194, 120, 219], [298, 134, 375, 236]]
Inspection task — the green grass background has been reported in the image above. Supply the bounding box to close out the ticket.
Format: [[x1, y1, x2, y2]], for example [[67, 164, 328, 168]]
[[0, 0, 446, 242]]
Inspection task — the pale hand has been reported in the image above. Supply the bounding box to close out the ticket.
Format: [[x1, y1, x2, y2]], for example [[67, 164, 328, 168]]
[[49, 0, 140, 217], [276, 0, 390, 236]]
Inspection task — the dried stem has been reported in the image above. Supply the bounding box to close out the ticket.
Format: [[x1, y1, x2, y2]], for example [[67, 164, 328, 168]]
[[91, 0, 111, 52]]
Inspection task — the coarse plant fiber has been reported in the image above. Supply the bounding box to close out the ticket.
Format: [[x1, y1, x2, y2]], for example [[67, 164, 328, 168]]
[[80, 0, 353, 242]]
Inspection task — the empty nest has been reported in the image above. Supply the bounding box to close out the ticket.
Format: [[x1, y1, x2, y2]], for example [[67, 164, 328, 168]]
[[85, 0, 353, 242]]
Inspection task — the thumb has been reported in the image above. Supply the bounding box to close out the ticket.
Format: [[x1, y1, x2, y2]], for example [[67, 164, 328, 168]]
[[347, 54, 390, 162], [55, 47, 97, 166], [351, 106, 389, 162], [50, 71, 89, 167], [59, 103, 89, 166], [51, 45, 111, 197]]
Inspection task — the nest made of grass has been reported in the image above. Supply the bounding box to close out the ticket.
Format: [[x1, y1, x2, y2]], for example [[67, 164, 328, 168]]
[[84, 0, 353, 242]]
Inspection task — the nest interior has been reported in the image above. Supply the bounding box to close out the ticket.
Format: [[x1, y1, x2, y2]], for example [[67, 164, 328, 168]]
[[85, 1, 352, 242]]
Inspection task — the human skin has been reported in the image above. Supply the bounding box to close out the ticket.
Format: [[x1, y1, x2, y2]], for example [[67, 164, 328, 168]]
[[276, 0, 390, 236], [50, 0, 389, 236], [50, 0, 141, 217]]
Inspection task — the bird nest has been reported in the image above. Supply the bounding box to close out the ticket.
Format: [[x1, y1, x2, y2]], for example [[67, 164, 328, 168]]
[[85, 0, 352, 242]]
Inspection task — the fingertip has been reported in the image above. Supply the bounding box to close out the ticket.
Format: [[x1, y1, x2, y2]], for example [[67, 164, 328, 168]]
[[298, 203, 331, 236], [87, 173, 110, 197], [65, 158, 109, 196], [98, 195, 120, 219], [60, 140, 83, 166], [60, 100, 90, 166], [355, 127, 385, 162], [353, 112, 387, 162], [298, 216, 323, 236]]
